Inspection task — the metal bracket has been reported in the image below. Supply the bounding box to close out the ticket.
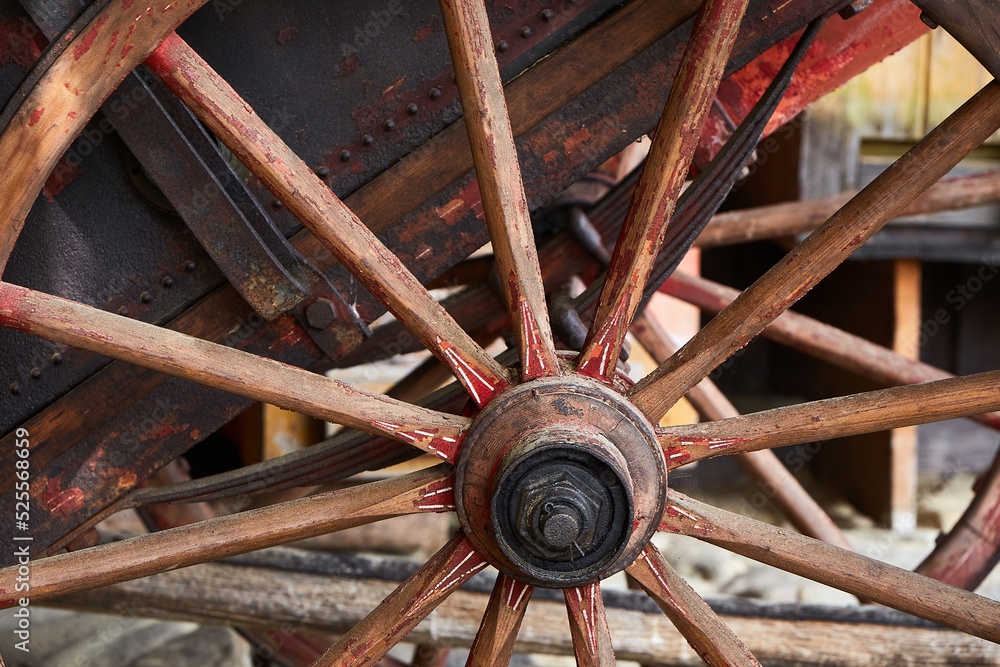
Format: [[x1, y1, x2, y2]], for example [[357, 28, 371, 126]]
[[17, 0, 371, 359]]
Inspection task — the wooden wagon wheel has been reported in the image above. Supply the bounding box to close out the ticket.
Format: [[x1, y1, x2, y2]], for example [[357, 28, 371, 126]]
[[2, 0, 1000, 665]]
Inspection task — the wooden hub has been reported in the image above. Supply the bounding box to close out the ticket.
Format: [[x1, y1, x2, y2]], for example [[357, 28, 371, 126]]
[[455, 375, 666, 587]]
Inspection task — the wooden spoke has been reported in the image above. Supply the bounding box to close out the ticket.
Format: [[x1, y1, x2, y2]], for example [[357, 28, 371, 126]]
[[626, 545, 761, 667], [694, 168, 1000, 248], [440, 0, 560, 381], [144, 33, 509, 407], [658, 370, 1000, 465], [631, 311, 851, 549], [0, 466, 452, 607], [466, 573, 533, 667], [315, 533, 487, 667], [0, 283, 467, 460], [631, 81, 1000, 421], [564, 583, 616, 666], [663, 270, 1000, 432], [576, 0, 750, 381], [660, 489, 1000, 643]]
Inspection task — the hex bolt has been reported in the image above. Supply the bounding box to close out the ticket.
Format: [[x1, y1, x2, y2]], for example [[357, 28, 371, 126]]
[[406, 102, 419, 115], [316, 165, 330, 177], [518, 25, 532, 38], [339, 149, 352, 161], [496, 39, 509, 53], [184, 260, 197, 272], [161, 275, 175, 289], [51, 352, 63, 365], [539, 8, 553, 20], [140, 291, 153, 304], [540, 506, 581, 548], [428, 87, 442, 100], [515, 468, 604, 558], [383, 119, 395, 131], [305, 298, 339, 330], [361, 133, 375, 146]]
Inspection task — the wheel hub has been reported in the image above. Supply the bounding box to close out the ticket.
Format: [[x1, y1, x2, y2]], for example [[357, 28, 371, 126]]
[[455, 375, 666, 587]]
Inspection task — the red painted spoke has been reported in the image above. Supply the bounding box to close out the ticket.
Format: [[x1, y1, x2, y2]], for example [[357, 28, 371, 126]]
[[440, 0, 560, 381], [0, 467, 451, 607], [627, 545, 761, 667], [631, 311, 851, 549], [576, 0, 750, 381], [145, 33, 509, 407], [658, 369, 1000, 465], [631, 81, 1000, 420], [0, 283, 467, 460], [660, 489, 1000, 643], [466, 573, 533, 667], [664, 270, 1000, 432], [315, 533, 487, 667], [564, 583, 615, 666]]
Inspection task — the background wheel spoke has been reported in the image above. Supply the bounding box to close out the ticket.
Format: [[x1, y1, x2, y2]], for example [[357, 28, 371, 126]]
[[627, 545, 761, 667], [631, 311, 851, 549], [660, 489, 1000, 643], [564, 583, 616, 666], [144, 33, 509, 407], [0, 283, 467, 458], [466, 573, 533, 667], [0, 466, 452, 606], [631, 81, 1000, 421], [315, 533, 487, 667], [664, 270, 1000, 431], [658, 370, 1000, 464], [576, 0, 750, 381], [440, 0, 559, 381]]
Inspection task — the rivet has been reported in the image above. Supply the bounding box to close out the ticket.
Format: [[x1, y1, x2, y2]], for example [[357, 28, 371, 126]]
[[361, 134, 374, 146], [184, 260, 197, 272], [51, 352, 63, 365], [518, 26, 532, 38], [140, 291, 153, 304], [919, 11, 938, 28], [383, 119, 395, 131], [496, 40, 508, 53], [339, 149, 352, 161], [117, 305, 129, 316], [9, 381, 21, 396], [316, 165, 330, 177], [406, 102, 419, 115], [30, 367, 41, 379], [539, 8, 553, 21], [428, 87, 442, 100], [161, 276, 175, 289], [271, 198, 283, 209]]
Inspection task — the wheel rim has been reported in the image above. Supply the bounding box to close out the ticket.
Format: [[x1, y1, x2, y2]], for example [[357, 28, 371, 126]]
[[1, 0, 1000, 665]]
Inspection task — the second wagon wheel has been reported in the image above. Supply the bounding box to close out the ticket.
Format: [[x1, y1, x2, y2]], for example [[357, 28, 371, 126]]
[[1, 0, 1000, 665]]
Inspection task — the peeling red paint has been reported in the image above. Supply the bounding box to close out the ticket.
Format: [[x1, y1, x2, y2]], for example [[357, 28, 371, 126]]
[[42, 155, 83, 203], [43, 473, 85, 515], [414, 18, 439, 42], [27, 107, 44, 126], [72, 15, 108, 61], [123, 0, 135, 7]]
